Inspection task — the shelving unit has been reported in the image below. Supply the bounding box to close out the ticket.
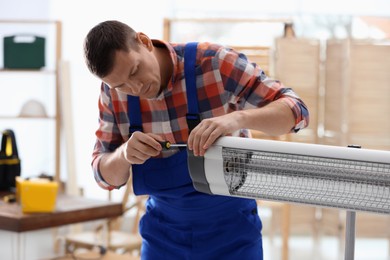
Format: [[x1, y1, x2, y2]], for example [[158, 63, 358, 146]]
[[0, 20, 62, 182]]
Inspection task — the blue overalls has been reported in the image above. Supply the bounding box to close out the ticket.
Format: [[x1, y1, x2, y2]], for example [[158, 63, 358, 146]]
[[127, 43, 263, 260]]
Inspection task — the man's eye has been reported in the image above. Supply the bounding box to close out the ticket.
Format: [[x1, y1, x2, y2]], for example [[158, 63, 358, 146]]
[[131, 66, 138, 76]]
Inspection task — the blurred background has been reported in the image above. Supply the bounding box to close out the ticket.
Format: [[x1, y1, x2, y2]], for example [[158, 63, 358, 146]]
[[0, 0, 389, 259]]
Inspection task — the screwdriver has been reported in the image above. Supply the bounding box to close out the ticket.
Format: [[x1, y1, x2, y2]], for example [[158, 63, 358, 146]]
[[159, 141, 187, 150]]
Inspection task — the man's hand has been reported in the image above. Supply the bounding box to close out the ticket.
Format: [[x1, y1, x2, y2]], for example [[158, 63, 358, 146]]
[[187, 112, 241, 156], [123, 132, 164, 164]]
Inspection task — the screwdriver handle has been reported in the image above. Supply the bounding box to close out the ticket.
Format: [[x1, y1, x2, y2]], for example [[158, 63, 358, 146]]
[[159, 141, 171, 150]]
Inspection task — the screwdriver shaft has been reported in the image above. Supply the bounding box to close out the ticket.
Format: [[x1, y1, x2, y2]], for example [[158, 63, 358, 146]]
[[159, 141, 187, 150], [169, 143, 187, 148]]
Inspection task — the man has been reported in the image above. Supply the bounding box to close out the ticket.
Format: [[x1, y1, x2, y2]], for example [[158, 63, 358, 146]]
[[85, 20, 309, 259]]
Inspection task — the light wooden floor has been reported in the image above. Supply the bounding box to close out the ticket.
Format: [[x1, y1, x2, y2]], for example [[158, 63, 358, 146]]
[[1, 211, 389, 260]]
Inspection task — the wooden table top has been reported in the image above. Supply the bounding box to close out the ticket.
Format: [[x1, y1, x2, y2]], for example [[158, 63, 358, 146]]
[[0, 193, 123, 232]]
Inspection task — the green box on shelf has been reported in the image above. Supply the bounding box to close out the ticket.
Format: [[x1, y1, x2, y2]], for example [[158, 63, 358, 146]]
[[3, 35, 45, 69]]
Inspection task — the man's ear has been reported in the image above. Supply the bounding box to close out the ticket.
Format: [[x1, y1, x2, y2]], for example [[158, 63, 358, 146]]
[[136, 32, 153, 51]]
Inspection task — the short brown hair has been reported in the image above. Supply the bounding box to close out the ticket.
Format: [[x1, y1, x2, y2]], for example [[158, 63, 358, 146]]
[[84, 20, 139, 78]]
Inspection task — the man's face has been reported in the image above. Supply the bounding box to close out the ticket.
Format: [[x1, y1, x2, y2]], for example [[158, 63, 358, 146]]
[[103, 47, 161, 99]]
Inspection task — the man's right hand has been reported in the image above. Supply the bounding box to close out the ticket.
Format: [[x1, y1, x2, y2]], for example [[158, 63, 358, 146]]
[[122, 132, 164, 164]]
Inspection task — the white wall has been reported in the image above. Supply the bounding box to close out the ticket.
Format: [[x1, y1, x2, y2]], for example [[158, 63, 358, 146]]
[[1, 0, 389, 202], [0, 0, 50, 20]]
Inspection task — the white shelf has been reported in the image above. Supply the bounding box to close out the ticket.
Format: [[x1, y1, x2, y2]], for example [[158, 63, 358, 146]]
[[0, 115, 56, 120], [0, 69, 56, 74], [0, 19, 62, 182]]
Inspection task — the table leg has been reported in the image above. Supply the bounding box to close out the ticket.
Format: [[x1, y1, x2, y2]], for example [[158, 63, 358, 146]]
[[12, 232, 25, 260], [282, 204, 290, 260]]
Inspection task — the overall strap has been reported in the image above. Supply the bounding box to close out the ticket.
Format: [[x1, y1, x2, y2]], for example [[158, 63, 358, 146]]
[[127, 95, 143, 137], [184, 42, 201, 132]]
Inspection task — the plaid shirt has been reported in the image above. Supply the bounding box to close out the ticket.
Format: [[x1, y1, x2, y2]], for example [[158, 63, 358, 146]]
[[92, 40, 309, 190]]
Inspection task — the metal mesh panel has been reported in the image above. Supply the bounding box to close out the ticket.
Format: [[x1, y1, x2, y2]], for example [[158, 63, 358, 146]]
[[222, 147, 390, 214]]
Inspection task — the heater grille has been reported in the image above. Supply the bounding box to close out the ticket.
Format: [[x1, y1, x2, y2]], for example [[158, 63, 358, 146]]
[[223, 147, 390, 214]]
